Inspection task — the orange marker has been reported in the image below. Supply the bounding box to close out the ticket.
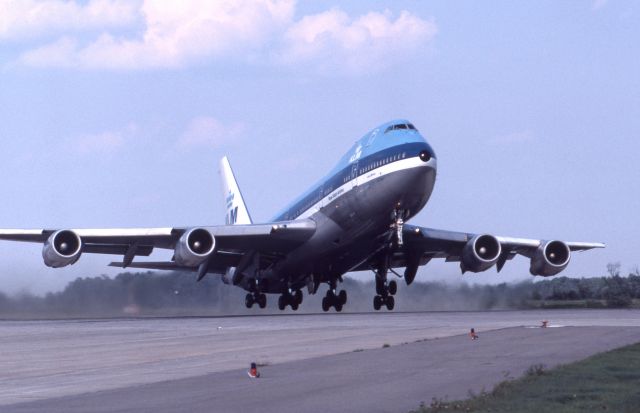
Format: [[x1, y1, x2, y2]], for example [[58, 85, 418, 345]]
[[248, 362, 260, 378]]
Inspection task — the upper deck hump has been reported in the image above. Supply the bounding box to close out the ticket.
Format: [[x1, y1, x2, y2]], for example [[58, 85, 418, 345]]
[[271, 119, 434, 221]]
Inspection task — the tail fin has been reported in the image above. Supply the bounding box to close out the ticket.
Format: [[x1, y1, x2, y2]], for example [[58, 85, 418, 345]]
[[220, 156, 252, 225]]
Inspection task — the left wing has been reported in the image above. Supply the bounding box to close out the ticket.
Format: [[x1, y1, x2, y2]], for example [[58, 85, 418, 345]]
[[0, 219, 316, 273], [353, 225, 604, 283]]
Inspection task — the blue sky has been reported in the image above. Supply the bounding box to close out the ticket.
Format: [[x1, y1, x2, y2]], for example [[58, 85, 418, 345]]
[[0, 0, 638, 294]]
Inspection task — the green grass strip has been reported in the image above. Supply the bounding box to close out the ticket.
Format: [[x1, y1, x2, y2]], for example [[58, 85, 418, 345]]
[[412, 341, 640, 413]]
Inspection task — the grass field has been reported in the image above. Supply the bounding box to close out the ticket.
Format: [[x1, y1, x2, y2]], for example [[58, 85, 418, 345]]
[[413, 341, 640, 413]]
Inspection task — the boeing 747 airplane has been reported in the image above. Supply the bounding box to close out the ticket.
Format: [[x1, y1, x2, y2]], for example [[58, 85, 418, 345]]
[[0, 120, 604, 311]]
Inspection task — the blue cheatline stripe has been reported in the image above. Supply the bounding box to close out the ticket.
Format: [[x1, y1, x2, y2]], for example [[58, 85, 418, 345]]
[[273, 142, 434, 222]]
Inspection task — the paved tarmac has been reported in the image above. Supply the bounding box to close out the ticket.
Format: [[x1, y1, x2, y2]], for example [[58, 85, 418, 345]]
[[2, 310, 640, 412]]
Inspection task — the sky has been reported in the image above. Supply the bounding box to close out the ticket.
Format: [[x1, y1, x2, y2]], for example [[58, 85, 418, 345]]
[[0, 0, 638, 295]]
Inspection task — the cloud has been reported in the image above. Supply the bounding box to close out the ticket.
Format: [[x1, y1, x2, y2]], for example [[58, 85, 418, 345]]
[[17, 0, 295, 69], [0, 0, 139, 41], [74, 131, 124, 154], [8, 1, 436, 73], [178, 116, 245, 149], [278, 9, 437, 74], [69, 123, 137, 154]]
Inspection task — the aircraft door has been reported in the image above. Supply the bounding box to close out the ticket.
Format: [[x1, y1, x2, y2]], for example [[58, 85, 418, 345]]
[[351, 163, 358, 187]]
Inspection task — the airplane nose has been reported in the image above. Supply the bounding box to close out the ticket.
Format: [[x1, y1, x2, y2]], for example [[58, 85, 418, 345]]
[[419, 150, 431, 162]]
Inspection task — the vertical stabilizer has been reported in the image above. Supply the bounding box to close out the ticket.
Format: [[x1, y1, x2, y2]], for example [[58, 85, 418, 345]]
[[220, 157, 252, 225]]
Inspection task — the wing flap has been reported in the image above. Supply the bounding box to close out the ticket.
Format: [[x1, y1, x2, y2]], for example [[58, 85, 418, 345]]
[[83, 244, 154, 256], [210, 220, 316, 252]]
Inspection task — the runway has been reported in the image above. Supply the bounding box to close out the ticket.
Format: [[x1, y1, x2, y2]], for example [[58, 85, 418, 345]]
[[2, 310, 640, 412]]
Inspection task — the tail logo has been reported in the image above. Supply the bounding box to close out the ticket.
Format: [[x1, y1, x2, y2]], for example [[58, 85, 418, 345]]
[[226, 206, 239, 225]]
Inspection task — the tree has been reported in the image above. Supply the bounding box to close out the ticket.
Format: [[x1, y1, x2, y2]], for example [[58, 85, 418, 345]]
[[607, 262, 621, 277]]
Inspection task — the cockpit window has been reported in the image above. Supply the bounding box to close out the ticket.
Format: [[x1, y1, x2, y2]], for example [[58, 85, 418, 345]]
[[384, 123, 413, 133]]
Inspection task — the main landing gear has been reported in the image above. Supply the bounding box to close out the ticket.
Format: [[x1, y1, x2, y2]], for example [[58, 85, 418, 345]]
[[322, 288, 347, 312], [278, 289, 303, 311], [245, 292, 267, 309]]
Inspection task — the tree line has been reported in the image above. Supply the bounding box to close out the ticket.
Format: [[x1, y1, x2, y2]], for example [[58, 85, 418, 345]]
[[0, 268, 639, 318]]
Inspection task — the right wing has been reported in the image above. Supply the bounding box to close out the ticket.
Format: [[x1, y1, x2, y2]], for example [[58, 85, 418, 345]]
[[351, 225, 604, 282]]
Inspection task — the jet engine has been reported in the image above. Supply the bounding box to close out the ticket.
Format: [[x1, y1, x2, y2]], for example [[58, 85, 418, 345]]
[[461, 234, 502, 273], [174, 228, 215, 267], [42, 230, 82, 268], [529, 240, 570, 276]]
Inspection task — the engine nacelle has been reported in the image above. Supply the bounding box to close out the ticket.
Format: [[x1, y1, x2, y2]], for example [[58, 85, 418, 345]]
[[530, 240, 570, 276], [42, 230, 82, 268], [174, 228, 215, 267], [461, 234, 502, 273]]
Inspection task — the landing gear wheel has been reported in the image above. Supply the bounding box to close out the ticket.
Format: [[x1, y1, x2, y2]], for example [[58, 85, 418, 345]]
[[385, 295, 395, 311], [326, 289, 335, 300], [338, 290, 347, 305], [322, 296, 330, 312], [291, 301, 299, 311], [335, 302, 343, 312], [278, 295, 286, 311], [373, 295, 382, 311], [293, 290, 303, 305], [388, 280, 397, 296], [245, 293, 254, 309], [257, 294, 267, 309]]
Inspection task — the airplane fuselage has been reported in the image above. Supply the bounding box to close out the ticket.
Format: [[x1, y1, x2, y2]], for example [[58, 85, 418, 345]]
[[240, 120, 437, 293]]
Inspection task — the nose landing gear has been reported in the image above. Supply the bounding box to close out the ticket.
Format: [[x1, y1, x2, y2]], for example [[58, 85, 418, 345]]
[[373, 277, 397, 311], [373, 251, 398, 311], [393, 209, 405, 247]]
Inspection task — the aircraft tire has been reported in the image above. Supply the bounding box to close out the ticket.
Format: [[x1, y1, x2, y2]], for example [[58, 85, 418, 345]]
[[373, 295, 382, 311], [291, 301, 299, 311], [278, 295, 286, 311], [386, 295, 395, 311], [258, 294, 267, 309], [389, 280, 397, 295], [338, 290, 347, 305], [245, 294, 254, 309], [334, 302, 343, 312], [322, 297, 330, 312], [294, 290, 303, 305]]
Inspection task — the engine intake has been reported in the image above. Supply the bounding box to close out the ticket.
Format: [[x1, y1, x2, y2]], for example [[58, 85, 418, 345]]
[[530, 240, 570, 276], [461, 234, 502, 273], [175, 228, 215, 267], [42, 230, 82, 268]]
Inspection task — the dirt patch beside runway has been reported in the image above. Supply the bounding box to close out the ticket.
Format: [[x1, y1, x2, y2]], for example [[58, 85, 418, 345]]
[[5, 326, 640, 413]]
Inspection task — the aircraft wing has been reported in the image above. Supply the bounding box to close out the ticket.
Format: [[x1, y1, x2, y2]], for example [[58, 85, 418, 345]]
[[0, 219, 316, 270], [352, 224, 604, 277]]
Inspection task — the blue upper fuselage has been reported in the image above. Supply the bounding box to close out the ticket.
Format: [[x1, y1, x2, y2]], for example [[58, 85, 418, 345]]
[[327, 119, 435, 176], [273, 120, 436, 221]]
